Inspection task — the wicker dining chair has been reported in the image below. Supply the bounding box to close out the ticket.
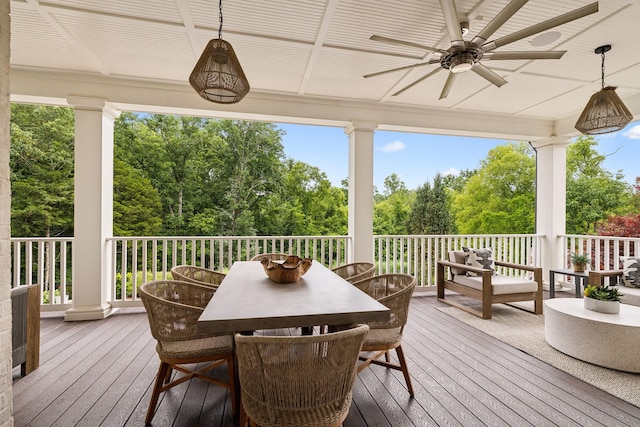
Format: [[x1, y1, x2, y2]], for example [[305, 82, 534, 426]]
[[234, 324, 369, 427], [170, 265, 226, 290], [351, 274, 417, 397], [331, 262, 376, 284], [139, 280, 237, 425], [250, 253, 291, 262]]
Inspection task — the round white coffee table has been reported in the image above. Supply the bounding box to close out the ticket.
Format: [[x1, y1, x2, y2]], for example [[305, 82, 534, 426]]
[[544, 298, 640, 373]]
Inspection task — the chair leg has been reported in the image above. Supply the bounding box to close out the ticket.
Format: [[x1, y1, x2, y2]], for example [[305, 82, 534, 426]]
[[395, 345, 414, 397], [146, 361, 171, 425], [227, 355, 238, 418]]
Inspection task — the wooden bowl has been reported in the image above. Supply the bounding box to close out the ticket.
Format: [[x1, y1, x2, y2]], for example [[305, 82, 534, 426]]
[[261, 256, 312, 283]]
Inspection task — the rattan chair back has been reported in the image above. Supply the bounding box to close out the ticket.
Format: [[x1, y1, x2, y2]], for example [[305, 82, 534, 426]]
[[332, 262, 376, 284], [139, 280, 216, 345], [170, 265, 226, 290], [250, 253, 291, 262], [351, 274, 416, 330], [235, 324, 369, 427]]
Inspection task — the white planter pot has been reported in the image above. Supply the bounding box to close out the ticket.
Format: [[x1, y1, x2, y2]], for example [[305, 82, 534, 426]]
[[584, 297, 620, 314]]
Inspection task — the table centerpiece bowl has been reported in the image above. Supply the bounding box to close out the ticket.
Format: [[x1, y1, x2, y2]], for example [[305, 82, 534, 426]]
[[261, 256, 312, 283]]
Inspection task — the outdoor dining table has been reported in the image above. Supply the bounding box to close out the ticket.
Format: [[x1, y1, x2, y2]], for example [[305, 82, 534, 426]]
[[198, 260, 390, 334]]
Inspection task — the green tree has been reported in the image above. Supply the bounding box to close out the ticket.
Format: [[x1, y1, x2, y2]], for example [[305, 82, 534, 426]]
[[260, 159, 347, 236], [407, 173, 455, 234], [374, 174, 414, 235], [113, 159, 163, 236], [566, 136, 631, 234], [204, 120, 286, 236], [452, 142, 535, 234], [10, 104, 75, 237]]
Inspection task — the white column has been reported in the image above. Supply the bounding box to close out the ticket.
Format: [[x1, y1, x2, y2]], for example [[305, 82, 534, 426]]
[[65, 97, 119, 321], [345, 121, 377, 262], [0, 0, 13, 423], [532, 137, 569, 289]]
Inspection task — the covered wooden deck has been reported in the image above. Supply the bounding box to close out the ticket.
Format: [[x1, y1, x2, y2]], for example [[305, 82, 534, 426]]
[[12, 293, 640, 427]]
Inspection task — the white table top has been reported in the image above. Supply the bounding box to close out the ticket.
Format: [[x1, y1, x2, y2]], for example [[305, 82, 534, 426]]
[[545, 298, 640, 327], [198, 261, 390, 333]]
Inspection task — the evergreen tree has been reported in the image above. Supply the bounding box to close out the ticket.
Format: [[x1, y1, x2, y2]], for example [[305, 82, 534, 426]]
[[407, 173, 455, 234]]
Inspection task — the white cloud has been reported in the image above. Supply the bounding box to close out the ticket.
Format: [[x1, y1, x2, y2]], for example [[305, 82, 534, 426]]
[[380, 140, 406, 153], [443, 167, 460, 177], [623, 125, 640, 140]]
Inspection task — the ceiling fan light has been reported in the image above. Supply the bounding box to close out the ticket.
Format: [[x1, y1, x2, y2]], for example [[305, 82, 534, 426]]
[[449, 52, 475, 73], [575, 86, 633, 135], [189, 38, 250, 104]]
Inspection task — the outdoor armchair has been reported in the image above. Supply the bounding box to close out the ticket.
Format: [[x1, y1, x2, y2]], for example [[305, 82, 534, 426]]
[[234, 324, 369, 427], [139, 280, 237, 425], [437, 249, 542, 319], [351, 274, 416, 397]]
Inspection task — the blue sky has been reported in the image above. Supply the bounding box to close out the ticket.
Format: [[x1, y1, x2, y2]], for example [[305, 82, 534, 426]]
[[277, 121, 640, 191]]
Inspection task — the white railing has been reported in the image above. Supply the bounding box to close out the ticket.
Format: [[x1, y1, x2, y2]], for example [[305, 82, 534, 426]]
[[374, 234, 542, 290], [10, 233, 544, 309], [10, 237, 74, 311], [560, 234, 640, 283], [106, 235, 352, 307]]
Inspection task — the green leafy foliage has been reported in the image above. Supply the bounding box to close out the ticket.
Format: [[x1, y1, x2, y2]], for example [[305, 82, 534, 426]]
[[566, 136, 631, 234], [451, 142, 535, 234], [374, 174, 414, 235], [584, 284, 622, 301], [10, 104, 75, 237]]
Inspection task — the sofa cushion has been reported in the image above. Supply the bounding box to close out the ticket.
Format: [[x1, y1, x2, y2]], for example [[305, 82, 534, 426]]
[[453, 274, 538, 295], [463, 247, 495, 276], [614, 285, 640, 306], [448, 251, 467, 276], [620, 257, 640, 288]]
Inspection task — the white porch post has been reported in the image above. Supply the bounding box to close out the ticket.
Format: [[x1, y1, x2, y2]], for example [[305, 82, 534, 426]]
[[0, 0, 13, 423], [532, 137, 569, 289], [345, 121, 377, 262], [64, 97, 119, 321]]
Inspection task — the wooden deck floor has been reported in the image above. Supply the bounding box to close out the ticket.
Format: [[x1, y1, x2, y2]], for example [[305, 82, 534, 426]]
[[12, 293, 640, 427]]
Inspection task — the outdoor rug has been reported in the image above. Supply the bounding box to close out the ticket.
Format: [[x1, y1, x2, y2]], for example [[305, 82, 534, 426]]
[[436, 302, 640, 407]]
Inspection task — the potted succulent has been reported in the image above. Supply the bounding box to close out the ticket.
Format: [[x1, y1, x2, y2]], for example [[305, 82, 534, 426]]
[[583, 284, 622, 314], [570, 252, 590, 272]]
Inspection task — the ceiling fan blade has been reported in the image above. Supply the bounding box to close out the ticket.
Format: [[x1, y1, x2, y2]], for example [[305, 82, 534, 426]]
[[439, 0, 465, 48], [471, 0, 529, 46], [369, 35, 446, 54], [483, 50, 566, 60], [483, 2, 598, 52], [471, 63, 507, 87], [363, 59, 440, 78], [392, 68, 443, 96], [439, 72, 457, 100]]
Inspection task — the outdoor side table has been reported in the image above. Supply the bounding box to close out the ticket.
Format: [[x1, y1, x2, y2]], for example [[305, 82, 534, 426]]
[[549, 268, 589, 298]]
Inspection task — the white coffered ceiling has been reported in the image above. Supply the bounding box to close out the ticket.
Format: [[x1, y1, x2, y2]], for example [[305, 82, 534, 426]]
[[8, 0, 640, 140]]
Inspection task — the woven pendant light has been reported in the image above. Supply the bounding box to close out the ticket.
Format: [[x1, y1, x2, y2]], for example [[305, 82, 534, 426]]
[[575, 45, 632, 135], [189, 0, 249, 104]]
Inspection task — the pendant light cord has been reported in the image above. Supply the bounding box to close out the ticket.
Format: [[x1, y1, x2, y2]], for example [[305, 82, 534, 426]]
[[600, 49, 605, 89], [218, 0, 223, 39]]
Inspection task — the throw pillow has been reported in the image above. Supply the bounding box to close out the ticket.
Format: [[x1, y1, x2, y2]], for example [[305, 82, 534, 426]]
[[462, 247, 495, 276], [620, 256, 640, 288]]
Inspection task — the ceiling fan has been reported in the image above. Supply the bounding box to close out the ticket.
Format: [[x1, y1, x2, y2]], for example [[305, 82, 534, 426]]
[[364, 0, 599, 99]]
